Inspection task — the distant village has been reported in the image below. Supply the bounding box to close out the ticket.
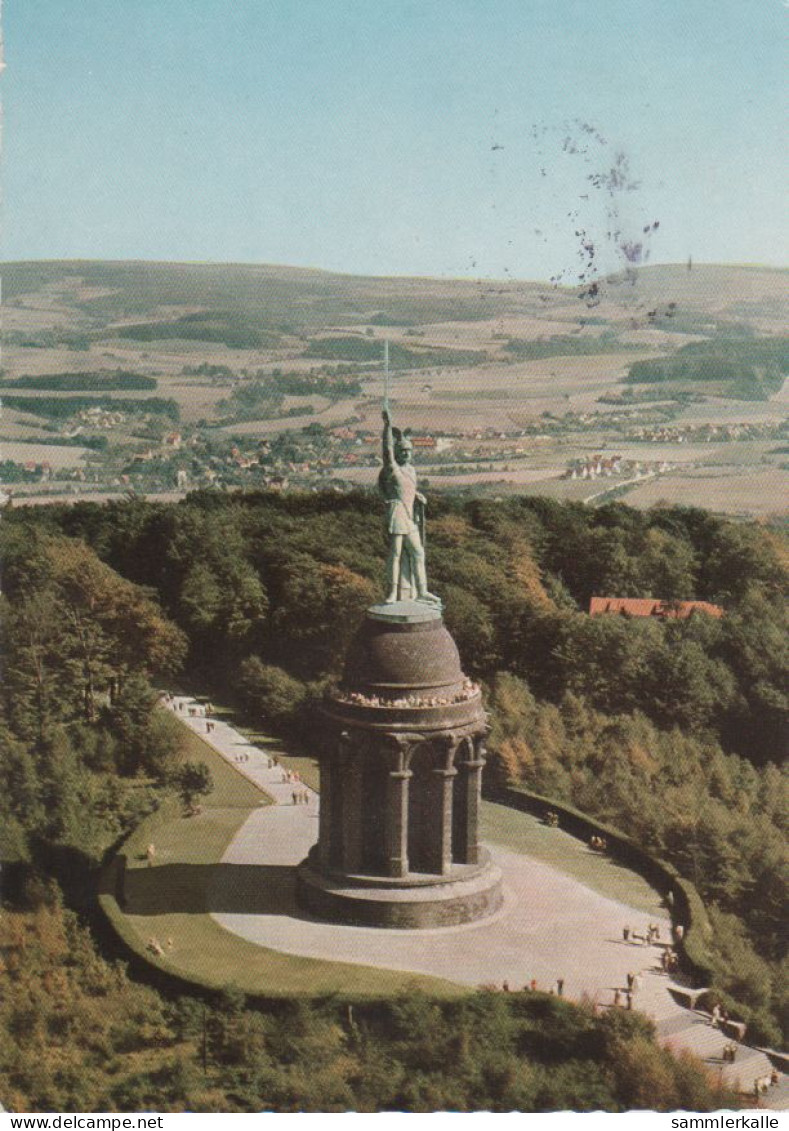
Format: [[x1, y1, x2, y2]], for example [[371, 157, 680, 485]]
[[562, 454, 673, 482], [2, 409, 785, 500]]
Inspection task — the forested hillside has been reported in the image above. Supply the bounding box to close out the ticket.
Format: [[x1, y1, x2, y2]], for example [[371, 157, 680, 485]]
[[1, 490, 786, 1108], [12, 491, 783, 759]]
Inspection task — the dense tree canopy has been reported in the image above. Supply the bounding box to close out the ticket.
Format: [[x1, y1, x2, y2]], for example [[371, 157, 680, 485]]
[[0, 526, 188, 872]]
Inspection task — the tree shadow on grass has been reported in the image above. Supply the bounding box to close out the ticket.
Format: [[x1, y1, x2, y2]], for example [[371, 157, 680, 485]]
[[122, 859, 305, 919]]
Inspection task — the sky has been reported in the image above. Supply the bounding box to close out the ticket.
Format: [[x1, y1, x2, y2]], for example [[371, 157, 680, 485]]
[[1, 0, 786, 281]]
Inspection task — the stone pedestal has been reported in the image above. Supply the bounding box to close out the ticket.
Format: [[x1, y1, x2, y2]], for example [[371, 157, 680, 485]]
[[297, 601, 503, 929]]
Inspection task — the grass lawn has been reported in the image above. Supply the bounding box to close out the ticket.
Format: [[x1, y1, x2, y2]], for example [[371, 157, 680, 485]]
[[481, 800, 665, 917], [175, 724, 271, 809]]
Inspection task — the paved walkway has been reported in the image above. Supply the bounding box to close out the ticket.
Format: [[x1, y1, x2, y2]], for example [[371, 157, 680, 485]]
[[167, 694, 319, 810], [166, 695, 783, 1103]]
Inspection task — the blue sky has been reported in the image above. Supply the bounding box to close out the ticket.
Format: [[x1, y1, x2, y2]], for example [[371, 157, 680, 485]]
[[2, 0, 786, 280]]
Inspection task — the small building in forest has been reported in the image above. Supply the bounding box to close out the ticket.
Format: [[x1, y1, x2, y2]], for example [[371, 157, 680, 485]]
[[589, 597, 724, 620]]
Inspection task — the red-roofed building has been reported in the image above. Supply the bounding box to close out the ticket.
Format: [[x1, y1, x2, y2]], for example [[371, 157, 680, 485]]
[[589, 597, 724, 620]]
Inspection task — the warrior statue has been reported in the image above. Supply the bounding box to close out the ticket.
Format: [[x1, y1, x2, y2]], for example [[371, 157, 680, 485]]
[[379, 407, 441, 606]]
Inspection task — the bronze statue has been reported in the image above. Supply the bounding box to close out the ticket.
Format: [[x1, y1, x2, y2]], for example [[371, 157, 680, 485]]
[[379, 407, 440, 606]]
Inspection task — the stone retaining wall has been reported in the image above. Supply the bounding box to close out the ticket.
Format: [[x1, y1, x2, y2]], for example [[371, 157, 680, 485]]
[[483, 783, 715, 987]]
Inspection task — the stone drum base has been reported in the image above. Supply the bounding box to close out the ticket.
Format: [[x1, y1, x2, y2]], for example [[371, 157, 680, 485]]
[[297, 853, 504, 929]]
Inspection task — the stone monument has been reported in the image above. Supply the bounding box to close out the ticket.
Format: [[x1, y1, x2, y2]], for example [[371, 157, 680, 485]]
[[297, 410, 503, 928]]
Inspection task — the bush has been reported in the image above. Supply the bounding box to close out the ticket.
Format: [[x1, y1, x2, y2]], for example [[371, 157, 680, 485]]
[[171, 761, 214, 811], [238, 658, 307, 728]]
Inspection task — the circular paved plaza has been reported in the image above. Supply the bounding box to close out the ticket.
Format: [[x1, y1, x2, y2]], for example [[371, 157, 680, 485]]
[[211, 781, 671, 1008]]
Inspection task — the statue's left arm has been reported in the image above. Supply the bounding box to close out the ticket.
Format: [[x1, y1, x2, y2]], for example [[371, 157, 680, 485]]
[[413, 490, 426, 546]]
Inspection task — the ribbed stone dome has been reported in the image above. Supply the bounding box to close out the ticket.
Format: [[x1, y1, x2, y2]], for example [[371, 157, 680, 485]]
[[342, 606, 465, 697]]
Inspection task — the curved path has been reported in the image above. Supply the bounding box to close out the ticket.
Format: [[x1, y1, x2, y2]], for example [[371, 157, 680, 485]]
[[168, 696, 784, 1104]]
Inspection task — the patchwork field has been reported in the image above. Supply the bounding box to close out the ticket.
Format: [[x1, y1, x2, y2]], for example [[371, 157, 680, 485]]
[[620, 466, 788, 518], [1, 260, 786, 516], [0, 440, 92, 468]]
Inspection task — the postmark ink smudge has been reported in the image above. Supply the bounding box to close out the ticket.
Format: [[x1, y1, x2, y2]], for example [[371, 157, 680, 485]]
[[532, 119, 668, 320]]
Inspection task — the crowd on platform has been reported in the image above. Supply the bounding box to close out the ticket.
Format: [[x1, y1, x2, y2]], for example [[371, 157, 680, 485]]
[[332, 677, 479, 711]]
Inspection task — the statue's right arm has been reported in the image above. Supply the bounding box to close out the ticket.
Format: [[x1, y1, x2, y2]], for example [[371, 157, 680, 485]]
[[382, 410, 395, 467]]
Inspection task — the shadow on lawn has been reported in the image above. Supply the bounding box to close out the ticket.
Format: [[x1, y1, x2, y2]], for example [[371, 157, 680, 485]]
[[122, 858, 305, 918]]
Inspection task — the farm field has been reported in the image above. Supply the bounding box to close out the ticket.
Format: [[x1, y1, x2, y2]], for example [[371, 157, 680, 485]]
[[0, 440, 92, 469], [620, 466, 788, 517], [1, 260, 786, 516]]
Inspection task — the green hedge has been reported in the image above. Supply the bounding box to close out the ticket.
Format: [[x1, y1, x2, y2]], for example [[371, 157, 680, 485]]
[[5, 370, 156, 391], [1, 395, 179, 420]]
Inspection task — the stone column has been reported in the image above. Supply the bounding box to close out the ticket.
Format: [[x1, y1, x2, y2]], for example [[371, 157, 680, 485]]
[[317, 752, 333, 869], [340, 735, 364, 873], [429, 765, 457, 874], [422, 735, 458, 875], [385, 767, 412, 877], [458, 736, 485, 866]]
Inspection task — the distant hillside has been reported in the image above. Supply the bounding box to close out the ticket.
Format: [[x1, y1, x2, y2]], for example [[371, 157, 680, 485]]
[[1, 259, 785, 336], [0, 259, 544, 329]]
